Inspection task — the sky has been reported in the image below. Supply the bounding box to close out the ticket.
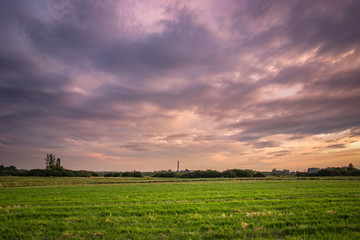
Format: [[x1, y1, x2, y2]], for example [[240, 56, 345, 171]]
[[1, 0, 360, 172]]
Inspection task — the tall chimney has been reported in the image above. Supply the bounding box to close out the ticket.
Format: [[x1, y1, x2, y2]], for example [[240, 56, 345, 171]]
[[177, 161, 179, 172]]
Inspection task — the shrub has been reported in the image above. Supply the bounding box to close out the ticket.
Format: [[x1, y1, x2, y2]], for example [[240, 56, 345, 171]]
[[254, 172, 266, 177], [222, 170, 237, 178]]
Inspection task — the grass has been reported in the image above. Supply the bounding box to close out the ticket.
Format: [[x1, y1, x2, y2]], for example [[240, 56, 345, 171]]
[[1, 177, 359, 239]]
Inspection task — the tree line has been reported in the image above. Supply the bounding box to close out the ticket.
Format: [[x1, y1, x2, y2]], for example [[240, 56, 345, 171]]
[[1, 154, 359, 178], [0, 164, 266, 178], [0, 165, 99, 177], [0, 154, 99, 177], [148, 169, 266, 178], [295, 164, 360, 177]]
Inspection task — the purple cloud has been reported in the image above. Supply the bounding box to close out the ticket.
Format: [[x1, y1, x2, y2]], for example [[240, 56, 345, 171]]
[[1, 0, 360, 171]]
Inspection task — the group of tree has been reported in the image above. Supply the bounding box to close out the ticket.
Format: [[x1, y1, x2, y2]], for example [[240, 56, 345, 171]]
[[1, 155, 359, 178], [104, 171, 144, 177], [149, 169, 266, 178], [0, 154, 146, 178], [0, 154, 99, 177], [44, 154, 62, 170], [271, 168, 292, 176], [0, 165, 18, 176], [0, 165, 99, 177], [295, 164, 360, 177]]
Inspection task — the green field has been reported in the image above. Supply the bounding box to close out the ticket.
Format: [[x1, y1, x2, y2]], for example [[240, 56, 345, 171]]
[[1, 177, 359, 239]]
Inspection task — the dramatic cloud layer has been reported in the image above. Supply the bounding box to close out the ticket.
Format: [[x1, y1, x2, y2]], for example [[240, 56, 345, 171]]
[[1, 0, 360, 171]]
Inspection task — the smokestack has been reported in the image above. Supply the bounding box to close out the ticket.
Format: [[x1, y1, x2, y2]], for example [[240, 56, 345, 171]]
[[177, 161, 179, 172]]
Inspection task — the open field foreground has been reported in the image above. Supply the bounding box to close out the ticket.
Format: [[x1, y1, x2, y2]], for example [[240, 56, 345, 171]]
[[1, 177, 360, 239]]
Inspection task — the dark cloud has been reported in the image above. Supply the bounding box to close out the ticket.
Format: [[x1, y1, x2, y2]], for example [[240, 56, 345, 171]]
[[1, 0, 360, 170], [193, 135, 222, 142], [164, 134, 189, 141], [121, 143, 149, 152], [230, 0, 360, 57], [327, 144, 346, 149], [269, 150, 292, 157], [227, 108, 360, 140], [223, 66, 360, 140], [98, 11, 223, 76], [252, 141, 280, 149], [21, 2, 224, 85], [350, 128, 360, 138]]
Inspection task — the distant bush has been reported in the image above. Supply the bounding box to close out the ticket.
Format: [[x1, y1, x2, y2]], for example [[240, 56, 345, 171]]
[[0, 165, 18, 176], [232, 169, 255, 177], [153, 171, 177, 178], [121, 171, 144, 177], [62, 170, 75, 177], [27, 169, 47, 176], [152, 169, 266, 178], [179, 170, 222, 178], [295, 164, 360, 177], [254, 172, 266, 177], [73, 171, 92, 177], [295, 172, 309, 177], [2, 163, 358, 179], [50, 170, 62, 177], [103, 171, 144, 177], [222, 170, 237, 178]]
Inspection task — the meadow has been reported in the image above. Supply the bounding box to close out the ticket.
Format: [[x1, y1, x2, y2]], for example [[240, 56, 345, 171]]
[[1, 177, 359, 239]]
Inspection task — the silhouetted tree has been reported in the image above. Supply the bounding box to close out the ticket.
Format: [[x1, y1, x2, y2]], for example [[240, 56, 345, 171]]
[[45, 154, 56, 169], [132, 171, 144, 177], [348, 163, 354, 170], [55, 158, 61, 168], [153, 171, 176, 177], [222, 170, 236, 178], [254, 172, 266, 177]]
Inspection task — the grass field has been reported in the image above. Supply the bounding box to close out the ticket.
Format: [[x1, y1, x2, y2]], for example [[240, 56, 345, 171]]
[[1, 177, 359, 239]]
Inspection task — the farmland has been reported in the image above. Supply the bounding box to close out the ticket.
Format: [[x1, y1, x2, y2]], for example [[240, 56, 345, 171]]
[[1, 177, 359, 239]]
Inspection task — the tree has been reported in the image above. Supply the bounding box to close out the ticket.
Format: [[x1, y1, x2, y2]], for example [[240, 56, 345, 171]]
[[8, 165, 17, 171], [44, 154, 56, 170], [132, 171, 144, 177], [348, 163, 354, 171], [254, 172, 266, 177], [222, 170, 236, 178], [55, 158, 61, 168]]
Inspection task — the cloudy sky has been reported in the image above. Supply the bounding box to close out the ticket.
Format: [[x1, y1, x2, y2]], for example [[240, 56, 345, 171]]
[[1, 0, 360, 171]]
